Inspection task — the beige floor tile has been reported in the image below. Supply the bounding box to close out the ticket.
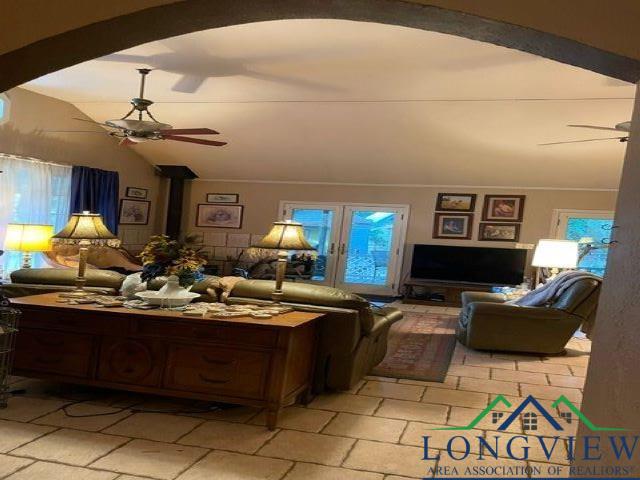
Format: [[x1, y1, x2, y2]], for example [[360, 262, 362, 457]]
[[386, 476, 423, 480], [463, 356, 516, 370], [519, 384, 582, 402], [257, 429, 354, 466], [0, 454, 33, 477], [448, 407, 523, 433], [33, 402, 133, 432], [492, 353, 545, 361], [516, 362, 572, 375], [8, 461, 118, 480], [322, 412, 406, 442], [491, 369, 548, 386], [547, 374, 585, 388], [182, 405, 261, 423], [345, 379, 366, 394], [103, 412, 203, 442], [570, 366, 587, 377], [0, 419, 55, 452], [283, 462, 383, 480], [176, 450, 292, 480], [397, 375, 458, 388], [12, 428, 129, 466], [400, 421, 485, 454], [343, 440, 426, 478], [178, 420, 276, 454], [423, 387, 487, 409], [358, 381, 424, 401], [447, 364, 490, 379], [542, 354, 589, 367], [0, 396, 67, 422], [528, 462, 570, 478], [250, 406, 335, 432], [436, 453, 528, 477], [493, 433, 570, 464], [458, 377, 519, 396], [308, 393, 381, 415], [90, 439, 207, 480], [374, 399, 448, 423], [364, 375, 397, 383]]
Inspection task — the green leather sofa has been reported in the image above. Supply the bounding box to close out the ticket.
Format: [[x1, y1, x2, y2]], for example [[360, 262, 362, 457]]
[[2, 269, 402, 391], [456, 277, 601, 355]]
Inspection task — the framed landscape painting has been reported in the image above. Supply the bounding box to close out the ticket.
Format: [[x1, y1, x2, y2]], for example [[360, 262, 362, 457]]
[[482, 195, 526, 222], [479, 223, 521, 242], [119, 199, 150, 225], [197, 204, 244, 229], [125, 187, 148, 199], [433, 213, 474, 239], [206, 193, 239, 203], [436, 193, 476, 212]]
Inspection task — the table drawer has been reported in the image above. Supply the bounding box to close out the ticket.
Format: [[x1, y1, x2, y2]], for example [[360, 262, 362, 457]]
[[163, 344, 270, 399], [134, 319, 277, 348], [19, 309, 129, 335], [14, 328, 94, 378]]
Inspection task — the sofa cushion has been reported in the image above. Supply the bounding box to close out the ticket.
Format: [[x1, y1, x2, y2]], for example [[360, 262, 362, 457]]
[[10, 268, 125, 289]]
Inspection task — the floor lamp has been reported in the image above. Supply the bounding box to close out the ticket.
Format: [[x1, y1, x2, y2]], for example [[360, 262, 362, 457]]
[[3, 224, 54, 269], [53, 211, 117, 298], [252, 221, 315, 303]]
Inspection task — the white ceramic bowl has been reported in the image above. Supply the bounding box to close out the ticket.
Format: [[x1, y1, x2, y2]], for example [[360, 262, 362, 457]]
[[135, 290, 200, 307]]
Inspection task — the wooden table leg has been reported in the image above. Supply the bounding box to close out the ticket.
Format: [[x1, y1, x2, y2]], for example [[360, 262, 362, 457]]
[[266, 405, 280, 430]]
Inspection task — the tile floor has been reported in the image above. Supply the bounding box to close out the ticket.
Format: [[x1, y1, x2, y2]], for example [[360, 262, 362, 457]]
[[0, 303, 590, 480]]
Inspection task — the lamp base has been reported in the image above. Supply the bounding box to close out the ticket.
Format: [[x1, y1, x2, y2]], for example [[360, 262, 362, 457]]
[[59, 289, 94, 299]]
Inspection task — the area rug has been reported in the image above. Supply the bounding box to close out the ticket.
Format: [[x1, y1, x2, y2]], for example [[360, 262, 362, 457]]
[[370, 311, 458, 383]]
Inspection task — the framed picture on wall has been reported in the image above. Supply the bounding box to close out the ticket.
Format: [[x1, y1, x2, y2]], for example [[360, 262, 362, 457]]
[[125, 187, 148, 199], [435, 193, 476, 212], [433, 213, 473, 239], [479, 223, 521, 242], [119, 199, 150, 225], [196, 204, 244, 229], [482, 195, 526, 222], [206, 193, 239, 203]]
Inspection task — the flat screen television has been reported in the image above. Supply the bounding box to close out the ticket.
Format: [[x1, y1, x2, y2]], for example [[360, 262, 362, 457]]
[[410, 244, 527, 285]]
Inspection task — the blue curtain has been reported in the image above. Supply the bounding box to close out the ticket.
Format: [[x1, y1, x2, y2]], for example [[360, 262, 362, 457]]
[[70, 166, 119, 234]]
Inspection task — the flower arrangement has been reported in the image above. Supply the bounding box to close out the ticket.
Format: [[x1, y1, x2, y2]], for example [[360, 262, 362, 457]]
[[139, 234, 207, 287]]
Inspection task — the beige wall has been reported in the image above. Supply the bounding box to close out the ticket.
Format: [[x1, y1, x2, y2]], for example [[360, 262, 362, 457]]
[[183, 180, 617, 280], [0, 87, 162, 242]]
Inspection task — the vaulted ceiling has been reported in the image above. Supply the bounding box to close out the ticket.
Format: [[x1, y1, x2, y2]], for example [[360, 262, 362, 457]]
[[23, 20, 634, 189]]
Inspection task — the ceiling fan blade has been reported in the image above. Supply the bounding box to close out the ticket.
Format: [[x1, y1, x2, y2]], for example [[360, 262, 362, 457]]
[[120, 138, 135, 146], [567, 124, 623, 132], [42, 130, 106, 134], [162, 135, 227, 146], [73, 118, 125, 130], [172, 74, 207, 93], [160, 128, 219, 135], [539, 136, 628, 146]]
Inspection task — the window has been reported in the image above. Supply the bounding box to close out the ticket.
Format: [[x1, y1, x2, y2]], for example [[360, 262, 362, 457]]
[[523, 412, 538, 431], [0, 93, 9, 125], [0, 154, 72, 277]]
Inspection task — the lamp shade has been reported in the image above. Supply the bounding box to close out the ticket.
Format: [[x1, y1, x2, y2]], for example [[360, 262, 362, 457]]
[[253, 221, 315, 251], [3, 224, 54, 252], [53, 211, 116, 243], [532, 239, 579, 269]]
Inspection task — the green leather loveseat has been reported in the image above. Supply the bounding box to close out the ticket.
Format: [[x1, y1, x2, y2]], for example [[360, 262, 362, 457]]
[[456, 277, 601, 355], [3, 269, 402, 391]]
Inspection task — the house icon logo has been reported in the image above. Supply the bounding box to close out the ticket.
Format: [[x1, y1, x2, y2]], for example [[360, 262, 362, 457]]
[[435, 394, 625, 432]]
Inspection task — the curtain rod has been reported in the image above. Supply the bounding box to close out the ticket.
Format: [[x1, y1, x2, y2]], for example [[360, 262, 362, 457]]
[[0, 152, 71, 168]]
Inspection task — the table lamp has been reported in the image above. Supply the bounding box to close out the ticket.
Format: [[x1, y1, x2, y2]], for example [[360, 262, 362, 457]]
[[252, 220, 315, 303], [532, 239, 579, 280], [52, 211, 117, 298], [3, 224, 54, 268]]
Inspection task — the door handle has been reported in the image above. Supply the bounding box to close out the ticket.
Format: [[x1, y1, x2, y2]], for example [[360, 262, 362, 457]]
[[329, 243, 335, 255], [340, 244, 346, 255]]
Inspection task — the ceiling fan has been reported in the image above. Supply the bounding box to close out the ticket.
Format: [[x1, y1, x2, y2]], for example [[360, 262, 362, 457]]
[[54, 69, 227, 147], [539, 122, 630, 146]]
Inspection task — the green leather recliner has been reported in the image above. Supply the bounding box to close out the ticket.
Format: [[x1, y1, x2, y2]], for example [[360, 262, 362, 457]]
[[456, 277, 601, 355]]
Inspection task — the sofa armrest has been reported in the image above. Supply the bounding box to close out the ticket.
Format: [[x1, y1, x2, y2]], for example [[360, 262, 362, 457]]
[[369, 307, 403, 336], [461, 291, 506, 309], [467, 302, 569, 321]]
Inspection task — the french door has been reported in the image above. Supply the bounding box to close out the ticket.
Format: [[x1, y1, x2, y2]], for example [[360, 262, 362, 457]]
[[551, 209, 615, 276], [282, 202, 408, 295]]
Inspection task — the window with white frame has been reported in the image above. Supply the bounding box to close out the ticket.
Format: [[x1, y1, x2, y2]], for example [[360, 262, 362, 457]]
[[0, 93, 9, 125], [0, 154, 72, 277]]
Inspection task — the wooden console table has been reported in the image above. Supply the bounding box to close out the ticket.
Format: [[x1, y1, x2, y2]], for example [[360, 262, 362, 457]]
[[403, 278, 493, 307], [10, 293, 322, 429]]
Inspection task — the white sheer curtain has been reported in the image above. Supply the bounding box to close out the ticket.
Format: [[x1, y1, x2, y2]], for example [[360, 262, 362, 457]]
[[0, 154, 72, 276]]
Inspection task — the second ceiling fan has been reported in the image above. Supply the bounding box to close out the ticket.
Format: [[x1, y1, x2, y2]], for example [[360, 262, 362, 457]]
[[539, 122, 630, 146]]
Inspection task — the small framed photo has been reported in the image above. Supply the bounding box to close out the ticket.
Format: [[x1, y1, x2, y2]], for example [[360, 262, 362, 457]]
[[125, 187, 148, 199], [119, 199, 150, 225], [482, 195, 525, 222], [433, 213, 473, 239], [479, 223, 521, 242], [436, 193, 476, 212], [206, 193, 239, 203], [197, 204, 244, 229]]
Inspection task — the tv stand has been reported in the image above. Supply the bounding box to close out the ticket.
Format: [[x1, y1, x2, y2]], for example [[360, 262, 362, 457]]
[[403, 279, 494, 307]]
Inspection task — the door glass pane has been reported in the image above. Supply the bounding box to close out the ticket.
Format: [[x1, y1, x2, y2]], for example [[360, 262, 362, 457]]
[[291, 208, 333, 281], [344, 210, 396, 285], [565, 217, 613, 276]]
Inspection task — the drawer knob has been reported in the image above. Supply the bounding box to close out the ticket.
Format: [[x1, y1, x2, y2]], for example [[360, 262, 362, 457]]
[[202, 355, 234, 366], [198, 373, 229, 384]]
